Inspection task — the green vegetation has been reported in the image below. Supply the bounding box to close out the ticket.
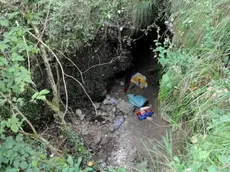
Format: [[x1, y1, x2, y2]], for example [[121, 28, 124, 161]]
[[1, 0, 166, 171], [2, 0, 229, 171], [156, 0, 230, 171], [0, 0, 132, 171]]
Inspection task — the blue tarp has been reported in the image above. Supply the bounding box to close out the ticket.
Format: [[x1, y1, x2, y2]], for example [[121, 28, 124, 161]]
[[127, 94, 148, 108]]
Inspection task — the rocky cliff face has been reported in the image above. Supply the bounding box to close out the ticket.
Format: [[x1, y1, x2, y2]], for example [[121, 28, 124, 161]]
[[63, 9, 171, 109], [64, 26, 133, 108]]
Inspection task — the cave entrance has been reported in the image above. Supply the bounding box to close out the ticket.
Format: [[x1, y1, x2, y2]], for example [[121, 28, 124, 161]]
[[105, 24, 169, 169], [111, 23, 167, 105]]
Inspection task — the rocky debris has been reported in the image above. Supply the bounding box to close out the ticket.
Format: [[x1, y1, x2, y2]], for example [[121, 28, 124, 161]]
[[112, 107, 117, 113], [146, 116, 153, 121], [93, 96, 134, 126], [117, 100, 134, 115], [95, 103, 101, 110], [77, 95, 134, 135], [100, 104, 113, 112], [103, 95, 118, 105], [74, 94, 153, 168], [76, 109, 86, 121], [119, 81, 125, 86], [103, 99, 112, 105]]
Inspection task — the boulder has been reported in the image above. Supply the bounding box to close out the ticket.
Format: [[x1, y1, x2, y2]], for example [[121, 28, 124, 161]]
[[76, 109, 86, 120], [117, 101, 134, 115]]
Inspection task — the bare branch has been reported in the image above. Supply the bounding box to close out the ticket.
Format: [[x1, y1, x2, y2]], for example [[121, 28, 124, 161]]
[[82, 56, 118, 74], [54, 49, 85, 84], [36, 2, 51, 46], [64, 73, 98, 116], [28, 30, 68, 123]]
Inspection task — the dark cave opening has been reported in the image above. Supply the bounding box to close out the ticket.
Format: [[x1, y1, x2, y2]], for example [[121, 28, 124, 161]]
[[113, 21, 170, 93]]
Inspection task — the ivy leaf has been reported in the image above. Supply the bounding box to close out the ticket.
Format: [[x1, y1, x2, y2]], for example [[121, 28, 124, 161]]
[[10, 122, 19, 133], [67, 155, 74, 167], [218, 155, 230, 164], [13, 159, 20, 168], [32, 160, 38, 167], [16, 134, 23, 142], [5, 137, 15, 149], [5, 168, 18, 172], [36, 95, 46, 100], [207, 166, 217, 172], [20, 161, 28, 169], [68, 168, 75, 172], [0, 19, 9, 27], [32, 92, 39, 100], [0, 42, 9, 51], [62, 167, 70, 172], [8, 115, 20, 133], [8, 12, 20, 19], [12, 53, 24, 62], [30, 47, 39, 54], [39, 89, 50, 95]]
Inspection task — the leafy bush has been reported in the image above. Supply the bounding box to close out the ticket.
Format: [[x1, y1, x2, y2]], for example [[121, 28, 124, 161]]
[[0, 4, 94, 171]]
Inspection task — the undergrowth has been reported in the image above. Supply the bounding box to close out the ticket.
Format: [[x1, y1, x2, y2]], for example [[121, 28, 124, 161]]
[[155, 0, 230, 171]]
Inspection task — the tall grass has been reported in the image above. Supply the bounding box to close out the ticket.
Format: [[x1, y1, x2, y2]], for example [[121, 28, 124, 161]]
[[152, 0, 230, 171]]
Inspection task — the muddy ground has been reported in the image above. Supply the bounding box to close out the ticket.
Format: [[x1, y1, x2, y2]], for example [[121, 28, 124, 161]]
[[74, 51, 169, 171]]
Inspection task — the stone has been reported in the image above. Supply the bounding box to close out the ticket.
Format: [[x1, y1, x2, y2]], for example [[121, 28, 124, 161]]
[[101, 112, 108, 116], [119, 81, 125, 86], [103, 99, 111, 105], [118, 98, 123, 103], [110, 97, 118, 105], [117, 101, 134, 115], [95, 103, 101, 110], [146, 117, 153, 121], [107, 105, 113, 111], [93, 134, 102, 146], [100, 89, 107, 97], [100, 104, 113, 112], [76, 109, 86, 120], [109, 125, 115, 132], [76, 109, 82, 115], [112, 107, 117, 113], [96, 111, 102, 116], [106, 94, 111, 99]]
